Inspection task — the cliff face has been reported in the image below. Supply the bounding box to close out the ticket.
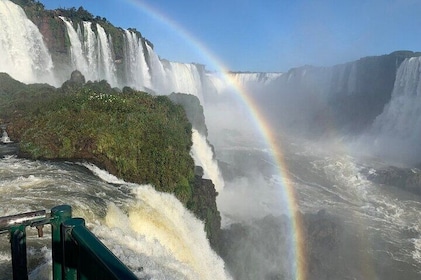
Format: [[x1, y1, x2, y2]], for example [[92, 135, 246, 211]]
[[251, 51, 421, 136], [168, 93, 208, 136], [190, 167, 221, 249]]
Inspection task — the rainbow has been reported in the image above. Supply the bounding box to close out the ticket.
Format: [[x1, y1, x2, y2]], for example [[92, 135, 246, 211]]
[[124, 1, 307, 279]]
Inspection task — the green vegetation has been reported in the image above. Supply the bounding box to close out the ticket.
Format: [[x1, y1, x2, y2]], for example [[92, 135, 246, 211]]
[[56, 6, 95, 22], [10, 0, 44, 10], [1, 73, 195, 205]]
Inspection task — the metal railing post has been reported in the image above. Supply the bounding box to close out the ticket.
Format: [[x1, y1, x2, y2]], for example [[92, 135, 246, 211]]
[[10, 224, 28, 280], [70, 222, 138, 280], [62, 218, 85, 280], [51, 205, 72, 280]]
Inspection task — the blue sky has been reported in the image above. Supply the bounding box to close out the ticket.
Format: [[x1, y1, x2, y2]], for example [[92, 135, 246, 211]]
[[40, 0, 421, 72]]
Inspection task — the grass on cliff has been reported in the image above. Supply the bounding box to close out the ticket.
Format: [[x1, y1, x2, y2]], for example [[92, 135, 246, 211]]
[[2, 75, 194, 204]]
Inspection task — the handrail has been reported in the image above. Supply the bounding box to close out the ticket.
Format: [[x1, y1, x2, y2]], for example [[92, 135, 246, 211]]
[[0, 205, 138, 280], [0, 209, 47, 232], [0, 210, 49, 280]]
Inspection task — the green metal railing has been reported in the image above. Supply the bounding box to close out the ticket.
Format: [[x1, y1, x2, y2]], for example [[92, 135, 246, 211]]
[[0, 205, 137, 280]]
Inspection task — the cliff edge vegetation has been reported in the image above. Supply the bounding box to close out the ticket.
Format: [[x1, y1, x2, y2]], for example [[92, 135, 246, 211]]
[[1, 72, 194, 204]]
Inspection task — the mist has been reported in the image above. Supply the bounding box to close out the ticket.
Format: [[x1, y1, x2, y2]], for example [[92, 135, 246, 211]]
[[202, 81, 300, 279], [202, 54, 421, 279]]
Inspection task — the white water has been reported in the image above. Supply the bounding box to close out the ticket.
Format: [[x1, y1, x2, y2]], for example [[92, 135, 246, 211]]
[[96, 24, 118, 87], [0, 156, 231, 280], [362, 57, 421, 163], [145, 42, 168, 93], [372, 57, 421, 139], [191, 129, 224, 192], [143, 43, 206, 102], [123, 29, 152, 90], [164, 62, 205, 104], [228, 72, 283, 88], [59, 17, 89, 76], [81, 21, 99, 82], [0, 0, 55, 85]]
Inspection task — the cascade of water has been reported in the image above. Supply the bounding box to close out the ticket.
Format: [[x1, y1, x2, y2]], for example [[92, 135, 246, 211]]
[[96, 24, 118, 87], [145, 42, 168, 93], [372, 57, 421, 139], [165, 62, 205, 104], [205, 73, 228, 94], [59, 17, 89, 77], [229, 72, 282, 87], [123, 30, 152, 90], [81, 21, 99, 81], [357, 57, 421, 163], [191, 129, 224, 192], [100, 186, 231, 280], [0, 0, 56, 85]]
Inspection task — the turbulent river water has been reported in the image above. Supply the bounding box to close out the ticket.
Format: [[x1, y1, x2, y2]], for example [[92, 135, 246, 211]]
[[210, 128, 421, 280], [0, 145, 230, 280]]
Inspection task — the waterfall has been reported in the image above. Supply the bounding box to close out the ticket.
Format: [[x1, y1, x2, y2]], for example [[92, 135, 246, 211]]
[[373, 57, 421, 137], [60, 19, 118, 87], [145, 42, 168, 93], [165, 62, 205, 104], [96, 24, 118, 87], [59, 17, 89, 76], [123, 29, 152, 90], [229, 72, 283, 88], [368, 57, 421, 163], [81, 21, 99, 82], [191, 129, 224, 192], [144, 43, 206, 103], [0, 0, 56, 85]]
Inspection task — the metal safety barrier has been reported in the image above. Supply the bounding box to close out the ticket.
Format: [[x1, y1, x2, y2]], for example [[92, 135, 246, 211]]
[[0, 205, 137, 280]]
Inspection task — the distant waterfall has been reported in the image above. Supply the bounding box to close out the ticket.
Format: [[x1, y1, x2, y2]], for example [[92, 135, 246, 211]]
[[165, 62, 205, 104], [59, 17, 89, 76], [81, 21, 100, 82], [145, 42, 168, 93], [96, 24, 118, 87], [368, 57, 421, 163], [0, 0, 56, 85], [144, 43, 205, 103], [123, 30, 152, 90], [229, 72, 283, 88], [61, 18, 119, 86], [372, 57, 421, 138]]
